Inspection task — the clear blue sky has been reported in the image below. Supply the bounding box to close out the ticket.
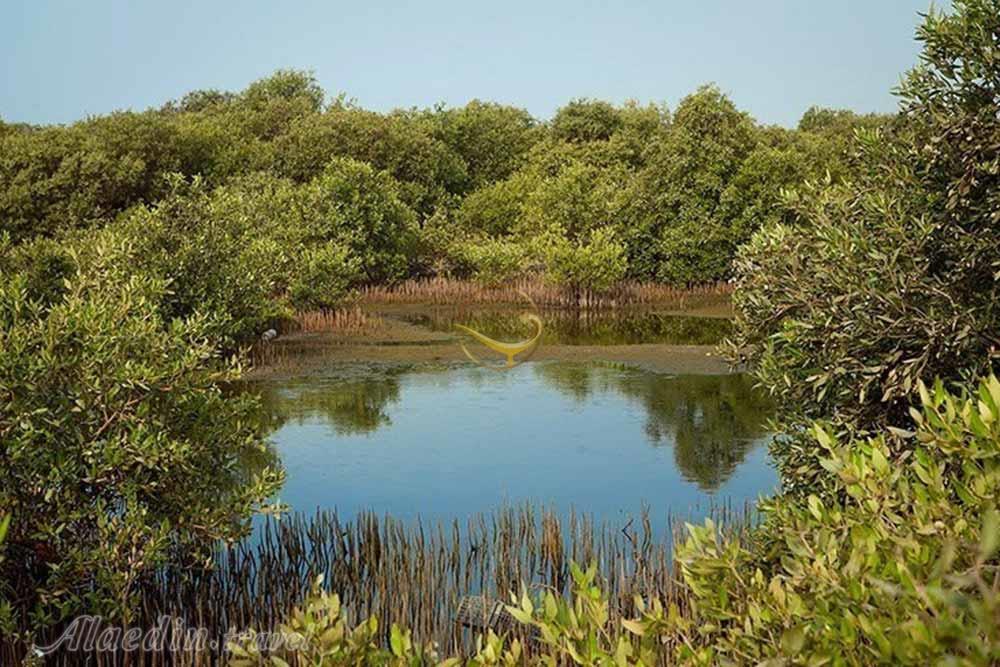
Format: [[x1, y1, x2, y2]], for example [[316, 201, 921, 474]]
[[2, 0, 934, 127]]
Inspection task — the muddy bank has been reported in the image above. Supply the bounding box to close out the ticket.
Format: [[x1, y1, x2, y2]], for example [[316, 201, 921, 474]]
[[249, 332, 731, 381], [247, 303, 740, 380]]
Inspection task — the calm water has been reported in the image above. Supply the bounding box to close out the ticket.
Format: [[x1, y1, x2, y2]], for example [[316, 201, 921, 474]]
[[254, 361, 778, 528], [397, 308, 732, 346]]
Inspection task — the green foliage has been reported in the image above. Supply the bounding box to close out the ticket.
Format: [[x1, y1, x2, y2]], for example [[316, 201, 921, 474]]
[[289, 242, 361, 310], [241, 69, 325, 114], [456, 237, 530, 287], [228, 562, 681, 666], [272, 104, 466, 215], [427, 100, 541, 190], [551, 99, 624, 143], [455, 171, 536, 237], [0, 112, 187, 241], [300, 158, 418, 284], [0, 235, 77, 307], [625, 86, 758, 283], [899, 0, 1000, 291], [521, 160, 631, 242], [228, 576, 448, 667], [728, 0, 1000, 488], [1, 70, 869, 287], [87, 177, 288, 347], [798, 106, 890, 138], [671, 377, 1000, 665], [718, 128, 850, 244], [541, 227, 628, 294], [505, 562, 640, 665], [0, 265, 283, 628]]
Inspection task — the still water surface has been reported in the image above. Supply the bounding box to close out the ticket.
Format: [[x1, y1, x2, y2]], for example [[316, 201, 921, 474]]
[[255, 361, 778, 528], [398, 308, 733, 346]]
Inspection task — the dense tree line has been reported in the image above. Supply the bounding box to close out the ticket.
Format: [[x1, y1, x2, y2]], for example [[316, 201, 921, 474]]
[[1, 72, 883, 316]]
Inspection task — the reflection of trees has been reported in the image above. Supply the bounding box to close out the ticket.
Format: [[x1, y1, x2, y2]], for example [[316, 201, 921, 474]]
[[251, 361, 772, 492], [254, 370, 403, 436], [535, 363, 772, 491], [411, 308, 732, 346]]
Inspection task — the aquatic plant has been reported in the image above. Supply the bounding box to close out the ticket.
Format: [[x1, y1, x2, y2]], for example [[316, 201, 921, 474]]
[[361, 277, 732, 310], [3, 505, 752, 665]]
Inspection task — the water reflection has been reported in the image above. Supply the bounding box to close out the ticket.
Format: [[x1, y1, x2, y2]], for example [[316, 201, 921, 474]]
[[398, 308, 732, 346], [534, 364, 772, 489], [252, 362, 777, 523], [261, 368, 404, 436]]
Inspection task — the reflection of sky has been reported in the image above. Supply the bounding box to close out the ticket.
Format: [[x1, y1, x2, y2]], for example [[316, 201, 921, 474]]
[[259, 363, 779, 533]]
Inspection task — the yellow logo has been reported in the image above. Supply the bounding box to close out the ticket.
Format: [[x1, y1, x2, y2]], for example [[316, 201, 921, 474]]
[[454, 293, 543, 370]]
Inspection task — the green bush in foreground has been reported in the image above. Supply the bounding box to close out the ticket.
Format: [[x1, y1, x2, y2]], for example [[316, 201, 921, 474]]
[[231, 376, 1000, 666], [0, 266, 283, 633], [728, 0, 1000, 492]]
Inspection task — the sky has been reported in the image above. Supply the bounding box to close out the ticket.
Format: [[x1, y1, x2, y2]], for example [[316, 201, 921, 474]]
[[1, 0, 935, 128]]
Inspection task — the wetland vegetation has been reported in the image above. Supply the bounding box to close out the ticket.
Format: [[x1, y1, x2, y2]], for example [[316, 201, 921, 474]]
[[2, 0, 1000, 664]]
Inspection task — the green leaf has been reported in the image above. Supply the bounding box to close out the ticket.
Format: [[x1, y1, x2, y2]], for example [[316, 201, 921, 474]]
[[807, 495, 823, 520], [621, 619, 646, 636], [781, 624, 807, 656], [980, 509, 1000, 560]]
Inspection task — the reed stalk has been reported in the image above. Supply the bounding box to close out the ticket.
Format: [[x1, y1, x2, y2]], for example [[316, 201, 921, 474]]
[[4, 504, 753, 666]]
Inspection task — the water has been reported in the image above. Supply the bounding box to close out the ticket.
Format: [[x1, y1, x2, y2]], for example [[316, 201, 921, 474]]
[[254, 360, 778, 529], [396, 307, 733, 346]]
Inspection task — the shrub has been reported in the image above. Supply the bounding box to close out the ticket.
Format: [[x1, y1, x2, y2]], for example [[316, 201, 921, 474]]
[[551, 98, 624, 143], [670, 376, 1000, 665], [0, 112, 186, 241], [727, 0, 1000, 488], [455, 170, 537, 238], [458, 237, 530, 287], [229, 563, 676, 666], [427, 100, 541, 191], [0, 265, 283, 631], [625, 86, 757, 283], [87, 177, 286, 347], [520, 160, 631, 242], [0, 234, 77, 308], [300, 158, 418, 285], [288, 242, 361, 310], [541, 226, 628, 295], [272, 105, 466, 216]]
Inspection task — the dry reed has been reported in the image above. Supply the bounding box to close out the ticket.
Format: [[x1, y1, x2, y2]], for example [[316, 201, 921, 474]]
[[251, 307, 383, 367], [6, 504, 754, 666], [362, 278, 732, 310]]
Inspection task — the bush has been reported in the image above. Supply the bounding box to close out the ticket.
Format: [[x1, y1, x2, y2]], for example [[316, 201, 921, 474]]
[[87, 177, 286, 347], [670, 376, 1000, 665], [229, 562, 678, 666], [0, 112, 186, 241], [541, 226, 628, 295], [300, 158, 418, 285], [0, 234, 76, 308], [0, 265, 283, 630], [427, 100, 541, 190], [288, 242, 360, 310], [455, 170, 537, 238], [625, 86, 758, 283], [272, 105, 466, 216], [728, 0, 1000, 488], [457, 237, 530, 287], [520, 159, 631, 242], [551, 98, 624, 143]]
